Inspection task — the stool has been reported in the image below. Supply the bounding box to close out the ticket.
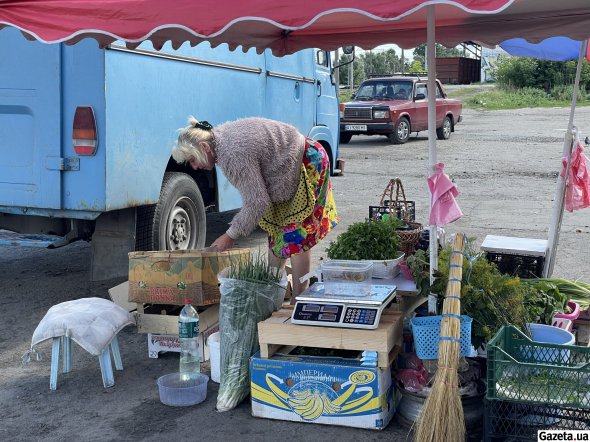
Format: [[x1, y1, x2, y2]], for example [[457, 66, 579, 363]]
[[49, 335, 124, 390]]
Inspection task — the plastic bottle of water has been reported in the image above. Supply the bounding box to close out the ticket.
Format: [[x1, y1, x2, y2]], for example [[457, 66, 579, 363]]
[[178, 299, 200, 378]]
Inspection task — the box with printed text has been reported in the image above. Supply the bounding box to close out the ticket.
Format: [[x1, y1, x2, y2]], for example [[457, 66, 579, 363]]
[[250, 352, 398, 430]]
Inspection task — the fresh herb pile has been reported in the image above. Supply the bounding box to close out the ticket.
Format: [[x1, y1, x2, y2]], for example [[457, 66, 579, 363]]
[[497, 369, 590, 407], [427, 241, 568, 349], [326, 219, 403, 260], [225, 252, 282, 284], [522, 278, 590, 309], [405, 249, 430, 298], [217, 252, 285, 412]]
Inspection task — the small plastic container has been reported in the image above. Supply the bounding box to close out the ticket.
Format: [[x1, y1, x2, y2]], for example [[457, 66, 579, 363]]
[[321, 260, 373, 296], [208, 331, 221, 383], [368, 253, 405, 279], [157, 372, 209, 406]]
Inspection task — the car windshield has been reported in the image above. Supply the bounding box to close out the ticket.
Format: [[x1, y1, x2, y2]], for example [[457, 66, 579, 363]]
[[355, 80, 413, 100]]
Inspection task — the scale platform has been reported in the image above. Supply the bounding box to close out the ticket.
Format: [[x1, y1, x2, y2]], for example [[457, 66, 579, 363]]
[[291, 284, 397, 329]]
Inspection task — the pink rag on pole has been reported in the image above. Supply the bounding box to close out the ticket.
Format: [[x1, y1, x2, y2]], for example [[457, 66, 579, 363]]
[[428, 163, 463, 226], [562, 139, 590, 212]]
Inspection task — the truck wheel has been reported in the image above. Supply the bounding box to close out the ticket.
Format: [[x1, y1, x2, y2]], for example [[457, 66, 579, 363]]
[[389, 117, 410, 144], [339, 133, 352, 144], [437, 116, 452, 140], [136, 172, 206, 251]]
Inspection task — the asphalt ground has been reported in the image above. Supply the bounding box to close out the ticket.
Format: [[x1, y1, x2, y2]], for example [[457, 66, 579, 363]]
[[1, 105, 590, 441]]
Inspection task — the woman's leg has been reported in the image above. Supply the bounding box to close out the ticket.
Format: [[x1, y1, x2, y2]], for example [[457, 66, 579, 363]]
[[289, 249, 312, 301], [268, 248, 287, 271]]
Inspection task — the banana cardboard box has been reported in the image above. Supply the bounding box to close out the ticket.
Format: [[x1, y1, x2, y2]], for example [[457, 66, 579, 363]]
[[250, 352, 399, 430]]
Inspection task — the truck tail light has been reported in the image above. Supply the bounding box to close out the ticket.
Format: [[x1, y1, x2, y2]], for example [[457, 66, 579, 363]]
[[73, 106, 98, 155]]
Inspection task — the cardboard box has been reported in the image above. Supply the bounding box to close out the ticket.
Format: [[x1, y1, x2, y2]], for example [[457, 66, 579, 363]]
[[250, 352, 398, 430], [147, 323, 218, 361], [574, 318, 590, 346], [128, 248, 250, 306], [108, 280, 137, 312], [142, 304, 219, 360]]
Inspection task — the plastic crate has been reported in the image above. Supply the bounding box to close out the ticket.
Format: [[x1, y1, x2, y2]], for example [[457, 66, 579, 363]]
[[368, 200, 416, 222], [486, 326, 590, 409], [484, 399, 590, 441], [410, 315, 472, 360], [485, 251, 544, 278]]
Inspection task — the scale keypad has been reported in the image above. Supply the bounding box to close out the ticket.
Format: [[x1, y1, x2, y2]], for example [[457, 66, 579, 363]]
[[343, 307, 377, 325]]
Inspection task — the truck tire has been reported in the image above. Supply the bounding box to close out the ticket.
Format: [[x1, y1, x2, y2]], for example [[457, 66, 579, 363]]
[[389, 117, 410, 144], [437, 116, 452, 140], [136, 172, 206, 251]]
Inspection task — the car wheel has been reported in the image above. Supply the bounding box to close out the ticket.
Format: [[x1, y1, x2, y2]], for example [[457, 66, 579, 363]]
[[136, 172, 206, 251], [437, 116, 452, 140], [339, 133, 352, 144], [389, 117, 410, 144]]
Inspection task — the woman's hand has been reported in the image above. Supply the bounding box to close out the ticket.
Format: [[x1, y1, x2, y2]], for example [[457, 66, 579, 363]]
[[210, 233, 235, 252]]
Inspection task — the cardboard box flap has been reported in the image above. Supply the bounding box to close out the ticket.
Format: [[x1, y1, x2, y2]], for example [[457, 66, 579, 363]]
[[108, 281, 137, 312]]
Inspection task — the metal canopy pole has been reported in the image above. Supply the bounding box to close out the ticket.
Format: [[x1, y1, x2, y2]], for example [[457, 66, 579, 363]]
[[543, 41, 587, 277], [427, 5, 439, 313]]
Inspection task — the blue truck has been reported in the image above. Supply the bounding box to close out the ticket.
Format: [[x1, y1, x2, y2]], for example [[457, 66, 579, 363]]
[[0, 27, 341, 279]]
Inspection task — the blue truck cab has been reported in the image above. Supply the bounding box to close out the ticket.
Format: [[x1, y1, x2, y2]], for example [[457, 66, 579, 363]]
[[0, 27, 340, 279]]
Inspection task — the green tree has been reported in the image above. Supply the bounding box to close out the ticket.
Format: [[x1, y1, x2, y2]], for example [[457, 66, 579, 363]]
[[410, 60, 425, 73], [494, 56, 590, 93], [361, 49, 402, 77], [337, 53, 366, 88]]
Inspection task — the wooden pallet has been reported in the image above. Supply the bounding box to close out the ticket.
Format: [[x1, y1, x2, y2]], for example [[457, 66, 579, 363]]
[[258, 306, 402, 368]]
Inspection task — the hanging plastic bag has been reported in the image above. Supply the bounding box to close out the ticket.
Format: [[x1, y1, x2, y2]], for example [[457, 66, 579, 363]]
[[216, 268, 286, 412], [562, 138, 590, 212], [427, 163, 463, 226]]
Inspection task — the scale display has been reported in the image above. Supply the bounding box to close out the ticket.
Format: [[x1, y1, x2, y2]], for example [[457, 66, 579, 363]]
[[291, 284, 396, 329]]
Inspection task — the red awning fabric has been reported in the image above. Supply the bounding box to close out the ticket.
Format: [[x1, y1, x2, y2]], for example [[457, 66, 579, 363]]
[[1, 0, 590, 55]]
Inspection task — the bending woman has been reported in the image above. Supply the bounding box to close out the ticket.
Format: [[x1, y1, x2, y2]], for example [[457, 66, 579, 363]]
[[171, 116, 338, 297]]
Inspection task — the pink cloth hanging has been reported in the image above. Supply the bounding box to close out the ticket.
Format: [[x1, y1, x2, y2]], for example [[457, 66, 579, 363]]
[[428, 163, 463, 226], [562, 139, 590, 212]]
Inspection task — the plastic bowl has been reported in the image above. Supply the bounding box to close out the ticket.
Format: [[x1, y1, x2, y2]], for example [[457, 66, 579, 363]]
[[157, 372, 209, 407]]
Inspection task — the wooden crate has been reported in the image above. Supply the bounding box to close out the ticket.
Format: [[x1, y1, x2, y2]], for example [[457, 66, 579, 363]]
[[258, 306, 402, 368]]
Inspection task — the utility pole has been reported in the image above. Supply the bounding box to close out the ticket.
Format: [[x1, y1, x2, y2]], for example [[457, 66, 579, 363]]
[[401, 49, 405, 74], [349, 53, 353, 91], [334, 48, 340, 88]]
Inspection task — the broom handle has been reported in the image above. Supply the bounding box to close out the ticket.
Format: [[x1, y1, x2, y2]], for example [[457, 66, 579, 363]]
[[438, 234, 466, 365]]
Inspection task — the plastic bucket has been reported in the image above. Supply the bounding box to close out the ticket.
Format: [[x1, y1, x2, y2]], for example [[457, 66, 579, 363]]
[[526, 323, 575, 363], [208, 331, 221, 383]]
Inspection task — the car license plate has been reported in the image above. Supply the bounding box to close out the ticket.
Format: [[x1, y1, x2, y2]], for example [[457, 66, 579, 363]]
[[345, 124, 367, 131]]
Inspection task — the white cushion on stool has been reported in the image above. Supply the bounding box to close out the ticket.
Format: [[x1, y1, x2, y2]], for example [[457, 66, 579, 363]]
[[31, 297, 135, 356]]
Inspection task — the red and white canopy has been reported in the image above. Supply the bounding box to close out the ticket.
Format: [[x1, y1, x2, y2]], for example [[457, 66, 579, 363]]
[[1, 0, 590, 55]]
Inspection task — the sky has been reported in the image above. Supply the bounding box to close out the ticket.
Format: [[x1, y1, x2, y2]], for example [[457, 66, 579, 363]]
[[356, 44, 413, 60]]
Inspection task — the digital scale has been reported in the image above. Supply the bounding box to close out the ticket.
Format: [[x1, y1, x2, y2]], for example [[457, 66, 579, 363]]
[[291, 284, 397, 329]]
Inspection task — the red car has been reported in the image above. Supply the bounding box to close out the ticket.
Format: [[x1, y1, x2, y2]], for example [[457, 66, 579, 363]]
[[339, 76, 463, 144]]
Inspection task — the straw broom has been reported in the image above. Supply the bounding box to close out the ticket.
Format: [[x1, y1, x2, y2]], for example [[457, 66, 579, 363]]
[[414, 233, 466, 442]]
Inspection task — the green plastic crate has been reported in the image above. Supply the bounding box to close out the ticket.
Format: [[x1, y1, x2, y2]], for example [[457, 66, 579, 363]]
[[486, 325, 590, 409]]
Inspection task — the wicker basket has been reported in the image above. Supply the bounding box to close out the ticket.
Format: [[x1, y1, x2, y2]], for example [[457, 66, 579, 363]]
[[378, 178, 422, 256]]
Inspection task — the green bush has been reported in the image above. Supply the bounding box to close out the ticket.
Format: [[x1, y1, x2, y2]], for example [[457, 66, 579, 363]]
[[495, 56, 590, 91]]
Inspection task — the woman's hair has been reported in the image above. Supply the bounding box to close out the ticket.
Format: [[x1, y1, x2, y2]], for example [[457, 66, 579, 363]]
[[171, 116, 215, 165]]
